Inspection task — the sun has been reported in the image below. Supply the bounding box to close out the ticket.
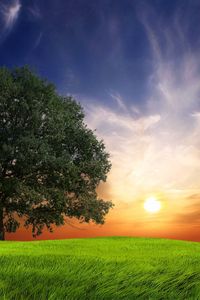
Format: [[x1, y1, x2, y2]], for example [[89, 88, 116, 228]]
[[144, 197, 161, 213]]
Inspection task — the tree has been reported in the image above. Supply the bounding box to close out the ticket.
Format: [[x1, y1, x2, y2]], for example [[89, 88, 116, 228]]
[[0, 66, 113, 240]]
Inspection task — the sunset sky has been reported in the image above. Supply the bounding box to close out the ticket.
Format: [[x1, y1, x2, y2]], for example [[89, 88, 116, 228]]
[[1, 0, 200, 242]]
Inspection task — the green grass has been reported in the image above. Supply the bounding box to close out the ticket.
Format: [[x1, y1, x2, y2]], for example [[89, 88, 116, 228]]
[[0, 237, 200, 299]]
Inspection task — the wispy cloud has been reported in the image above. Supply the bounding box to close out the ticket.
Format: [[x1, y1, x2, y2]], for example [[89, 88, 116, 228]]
[[0, 0, 21, 34], [84, 3, 200, 223], [109, 91, 127, 112], [172, 198, 200, 227], [85, 102, 161, 203], [28, 5, 41, 19], [33, 32, 43, 49]]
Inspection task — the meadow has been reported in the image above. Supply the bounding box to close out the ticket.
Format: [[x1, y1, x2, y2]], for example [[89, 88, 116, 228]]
[[0, 237, 200, 299]]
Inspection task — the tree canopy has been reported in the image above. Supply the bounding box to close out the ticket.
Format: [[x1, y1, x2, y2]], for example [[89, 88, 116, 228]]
[[0, 66, 113, 240]]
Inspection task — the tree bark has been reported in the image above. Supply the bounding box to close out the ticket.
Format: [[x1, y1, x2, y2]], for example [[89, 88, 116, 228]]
[[0, 207, 4, 240]]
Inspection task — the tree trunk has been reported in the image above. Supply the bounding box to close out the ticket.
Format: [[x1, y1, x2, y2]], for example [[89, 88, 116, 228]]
[[0, 207, 4, 240]]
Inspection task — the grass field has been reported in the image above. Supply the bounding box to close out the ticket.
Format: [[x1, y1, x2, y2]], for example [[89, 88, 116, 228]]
[[0, 237, 200, 299]]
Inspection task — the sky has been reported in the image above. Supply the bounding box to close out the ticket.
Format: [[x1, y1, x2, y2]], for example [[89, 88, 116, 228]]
[[1, 0, 200, 242]]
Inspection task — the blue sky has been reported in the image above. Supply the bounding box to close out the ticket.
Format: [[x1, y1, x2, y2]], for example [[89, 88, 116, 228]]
[[2, 0, 200, 241], [1, 0, 197, 108]]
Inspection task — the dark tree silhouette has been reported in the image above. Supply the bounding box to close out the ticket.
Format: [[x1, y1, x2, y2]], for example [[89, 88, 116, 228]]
[[0, 66, 113, 240]]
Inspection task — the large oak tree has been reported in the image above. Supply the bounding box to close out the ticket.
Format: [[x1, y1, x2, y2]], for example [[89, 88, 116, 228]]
[[0, 66, 113, 240]]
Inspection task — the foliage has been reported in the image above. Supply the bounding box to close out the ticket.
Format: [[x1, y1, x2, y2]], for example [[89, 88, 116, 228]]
[[0, 66, 113, 239]]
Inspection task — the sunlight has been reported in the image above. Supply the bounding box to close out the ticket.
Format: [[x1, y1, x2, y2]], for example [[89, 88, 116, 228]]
[[144, 197, 161, 213]]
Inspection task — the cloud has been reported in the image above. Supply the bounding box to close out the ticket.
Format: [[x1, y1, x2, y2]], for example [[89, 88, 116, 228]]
[[173, 199, 200, 226], [109, 91, 127, 112], [187, 194, 200, 201], [0, 0, 21, 34], [28, 5, 41, 19], [33, 32, 43, 49], [176, 211, 200, 225], [85, 101, 161, 203], [83, 4, 200, 208]]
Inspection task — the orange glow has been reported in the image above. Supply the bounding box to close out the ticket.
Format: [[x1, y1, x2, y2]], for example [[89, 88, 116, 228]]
[[6, 189, 200, 242]]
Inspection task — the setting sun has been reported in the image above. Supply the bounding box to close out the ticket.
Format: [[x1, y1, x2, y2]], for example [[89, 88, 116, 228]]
[[144, 197, 161, 213]]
